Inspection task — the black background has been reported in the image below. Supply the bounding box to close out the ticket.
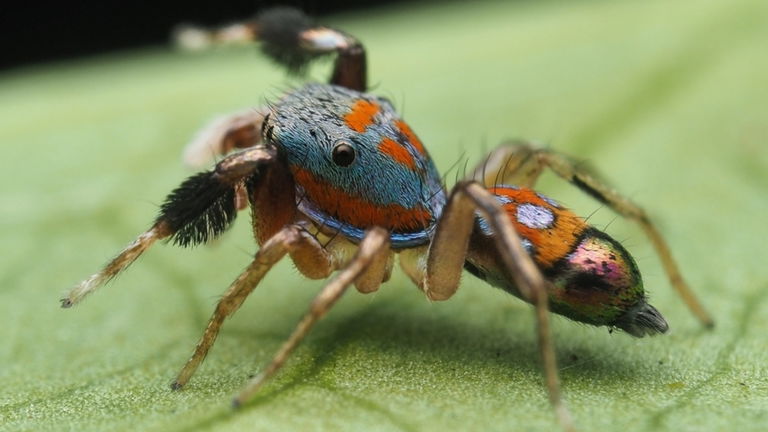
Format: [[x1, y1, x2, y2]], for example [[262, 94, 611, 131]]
[[2, 1, 400, 71]]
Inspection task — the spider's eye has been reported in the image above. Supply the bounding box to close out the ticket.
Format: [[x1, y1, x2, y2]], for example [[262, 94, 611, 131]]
[[332, 142, 356, 167]]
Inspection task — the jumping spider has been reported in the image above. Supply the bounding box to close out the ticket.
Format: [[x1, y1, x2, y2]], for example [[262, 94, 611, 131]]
[[65, 8, 712, 431]]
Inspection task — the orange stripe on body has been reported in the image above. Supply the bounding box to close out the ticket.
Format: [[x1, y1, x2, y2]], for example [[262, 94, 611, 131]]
[[294, 167, 431, 232], [344, 100, 380, 132], [491, 187, 588, 268], [379, 137, 416, 169], [395, 120, 427, 156]]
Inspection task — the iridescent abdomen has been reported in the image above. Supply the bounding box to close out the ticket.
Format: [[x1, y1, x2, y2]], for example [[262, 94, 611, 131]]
[[467, 186, 667, 336]]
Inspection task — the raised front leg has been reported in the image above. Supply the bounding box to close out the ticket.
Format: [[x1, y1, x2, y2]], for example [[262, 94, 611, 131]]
[[175, 8, 367, 91], [473, 142, 713, 328]]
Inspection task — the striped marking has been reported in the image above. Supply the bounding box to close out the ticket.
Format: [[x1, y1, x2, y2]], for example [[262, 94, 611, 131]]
[[293, 167, 432, 232]]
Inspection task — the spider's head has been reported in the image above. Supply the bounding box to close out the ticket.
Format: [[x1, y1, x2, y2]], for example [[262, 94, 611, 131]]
[[261, 83, 446, 247]]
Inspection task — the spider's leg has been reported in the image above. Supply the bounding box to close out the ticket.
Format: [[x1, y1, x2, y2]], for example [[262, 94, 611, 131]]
[[397, 180, 573, 428], [420, 182, 476, 301], [423, 181, 573, 432], [175, 8, 366, 91], [353, 241, 393, 294], [183, 107, 268, 169], [62, 146, 277, 307], [233, 227, 390, 406], [474, 142, 713, 328], [172, 224, 335, 389], [471, 140, 543, 189], [468, 183, 574, 431], [254, 8, 366, 90]]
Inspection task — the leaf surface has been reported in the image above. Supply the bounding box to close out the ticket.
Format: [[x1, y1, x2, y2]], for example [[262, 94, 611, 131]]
[[1, 0, 766, 431]]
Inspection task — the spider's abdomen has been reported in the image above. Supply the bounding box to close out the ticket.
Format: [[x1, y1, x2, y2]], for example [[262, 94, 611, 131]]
[[266, 84, 446, 248], [468, 186, 667, 336]]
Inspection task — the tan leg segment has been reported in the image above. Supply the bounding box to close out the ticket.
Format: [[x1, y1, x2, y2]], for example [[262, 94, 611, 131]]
[[173, 10, 367, 91], [463, 182, 574, 432], [232, 227, 390, 407], [64, 146, 278, 308], [182, 108, 268, 169], [424, 186, 476, 301], [475, 143, 713, 328], [172, 225, 333, 390], [471, 140, 543, 189], [61, 222, 173, 307], [354, 249, 393, 294]]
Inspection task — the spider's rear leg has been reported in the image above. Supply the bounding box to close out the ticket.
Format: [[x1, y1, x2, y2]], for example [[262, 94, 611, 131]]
[[63, 146, 277, 307], [474, 142, 713, 328], [401, 182, 573, 432], [183, 107, 268, 169], [182, 107, 269, 211], [233, 227, 390, 406], [175, 7, 367, 91]]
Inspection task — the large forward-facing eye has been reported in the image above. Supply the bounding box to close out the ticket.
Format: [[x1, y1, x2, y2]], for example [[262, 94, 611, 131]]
[[332, 142, 356, 167]]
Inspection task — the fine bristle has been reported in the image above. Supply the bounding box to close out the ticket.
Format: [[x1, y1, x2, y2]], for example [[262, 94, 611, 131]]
[[63, 226, 165, 307], [156, 171, 238, 247], [256, 7, 322, 74], [615, 301, 669, 337]]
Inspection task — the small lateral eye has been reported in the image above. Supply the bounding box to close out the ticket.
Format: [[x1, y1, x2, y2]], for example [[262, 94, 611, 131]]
[[332, 142, 356, 167]]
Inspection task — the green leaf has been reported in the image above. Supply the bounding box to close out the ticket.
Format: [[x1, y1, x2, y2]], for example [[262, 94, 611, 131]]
[[2, 0, 767, 431]]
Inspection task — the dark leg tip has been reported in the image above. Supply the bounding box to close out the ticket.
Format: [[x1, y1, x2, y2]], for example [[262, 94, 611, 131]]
[[231, 398, 242, 410], [170, 381, 184, 391], [60, 298, 73, 308]]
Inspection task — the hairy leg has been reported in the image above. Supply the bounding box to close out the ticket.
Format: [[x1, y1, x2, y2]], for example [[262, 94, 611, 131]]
[[174, 8, 367, 91], [183, 108, 268, 169], [172, 224, 335, 389], [410, 181, 574, 432], [63, 146, 277, 307], [232, 227, 390, 406]]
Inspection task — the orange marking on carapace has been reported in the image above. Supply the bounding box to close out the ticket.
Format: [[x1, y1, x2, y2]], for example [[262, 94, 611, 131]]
[[395, 120, 427, 156], [344, 100, 380, 132], [294, 167, 431, 232], [491, 186, 588, 268], [379, 137, 416, 169]]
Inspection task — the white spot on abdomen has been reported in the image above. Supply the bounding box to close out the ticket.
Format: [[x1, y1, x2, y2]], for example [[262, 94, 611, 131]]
[[517, 203, 554, 229]]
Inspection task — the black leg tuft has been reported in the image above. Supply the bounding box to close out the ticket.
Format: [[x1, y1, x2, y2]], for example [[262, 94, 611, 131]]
[[256, 7, 319, 74], [156, 171, 238, 247]]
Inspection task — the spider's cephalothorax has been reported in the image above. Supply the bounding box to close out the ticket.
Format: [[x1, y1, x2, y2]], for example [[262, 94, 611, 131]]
[[66, 8, 712, 432], [264, 83, 445, 248]]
